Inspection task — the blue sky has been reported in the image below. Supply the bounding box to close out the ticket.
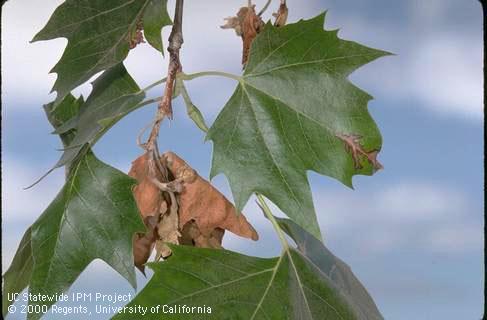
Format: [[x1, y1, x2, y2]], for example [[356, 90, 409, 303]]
[[1, 0, 483, 319]]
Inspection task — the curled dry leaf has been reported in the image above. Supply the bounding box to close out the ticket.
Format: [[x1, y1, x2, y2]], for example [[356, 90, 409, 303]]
[[128, 153, 179, 272], [273, 2, 289, 27], [128, 153, 162, 273], [129, 20, 145, 49], [179, 220, 225, 249], [163, 151, 259, 242], [154, 192, 180, 260], [129, 152, 258, 272], [132, 216, 158, 274], [221, 5, 264, 65]]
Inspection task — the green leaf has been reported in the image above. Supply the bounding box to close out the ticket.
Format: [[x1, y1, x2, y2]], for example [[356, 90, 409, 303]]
[[44, 93, 84, 147], [114, 243, 373, 320], [176, 79, 209, 133], [207, 13, 390, 240], [4, 92, 145, 319], [53, 63, 145, 170], [143, 0, 172, 53], [2, 93, 84, 318], [2, 228, 33, 317], [32, 0, 168, 105], [275, 216, 384, 320], [25, 151, 144, 320]]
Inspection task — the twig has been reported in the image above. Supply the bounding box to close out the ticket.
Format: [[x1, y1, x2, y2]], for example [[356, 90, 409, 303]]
[[137, 0, 184, 244], [258, 0, 272, 16], [145, 0, 184, 154]]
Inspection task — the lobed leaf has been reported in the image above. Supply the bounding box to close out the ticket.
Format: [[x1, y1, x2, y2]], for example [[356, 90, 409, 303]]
[[3, 93, 145, 320], [275, 217, 384, 320], [33, 0, 169, 105], [113, 242, 375, 320], [2, 228, 33, 317], [44, 93, 84, 148], [143, 0, 172, 53], [26, 151, 145, 320], [208, 13, 390, 240], [52, 63, 145, 172]]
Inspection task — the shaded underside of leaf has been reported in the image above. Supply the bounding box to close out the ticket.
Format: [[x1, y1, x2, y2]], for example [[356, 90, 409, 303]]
[[44, 93, 84, 148], [275, 217, 384, 320], [53, 63, 145, 170], [113, 244, 362, 320], [208, 13, 390, 240]]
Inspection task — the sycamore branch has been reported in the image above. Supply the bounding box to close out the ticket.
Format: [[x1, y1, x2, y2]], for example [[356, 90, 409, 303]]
[[137, 0, 185, 231], [145, 0, 184, 154]]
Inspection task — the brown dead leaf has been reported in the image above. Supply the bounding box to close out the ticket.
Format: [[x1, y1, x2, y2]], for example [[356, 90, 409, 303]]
[[129, 20, 145, 49], [129, 153, 162, 272], [273, 2, 289, 27], [336, 134, 383, 171], [129, 153, 179, 271], [129, 151, 258, 271], [180, 220, 225, 249], [132, 216, 158, 275], [163, 151, 259, 243], [155, 192, 180, 260], [128, 153, 162, 218], [221, 5, 264, 65]]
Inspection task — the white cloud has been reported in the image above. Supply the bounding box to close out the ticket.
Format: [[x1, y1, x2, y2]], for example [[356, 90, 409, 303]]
[[1, 157, 63, 268], [326, 3, 482, 121], [3, 0, 481, 121], [406, 35, 482, 120], [2, 157, 64, 225], [374, 182, 467, 221], [428, 224, 483, 253], [312, 181, 481, 255]]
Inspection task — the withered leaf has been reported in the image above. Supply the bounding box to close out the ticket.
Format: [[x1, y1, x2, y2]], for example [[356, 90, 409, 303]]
[[129, 151, 258, 271], [273, 2, 289, 27], [155, 193, 180, 260], [132, 216, 158, 274], [128, 153, 163, 218], [163, 152, 259, 243], [221, 5, 264, 65], [179, 220, 225, 249], [128, 153, 178, 272]]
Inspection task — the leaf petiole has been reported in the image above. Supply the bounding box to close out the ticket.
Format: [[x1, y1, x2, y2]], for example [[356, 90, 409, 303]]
[[256, 194, 290, 251], [141, 77, 168, 92], [177, 71, 241, 82], [137, 70, 240, 96], [135, 96, 164, 108]]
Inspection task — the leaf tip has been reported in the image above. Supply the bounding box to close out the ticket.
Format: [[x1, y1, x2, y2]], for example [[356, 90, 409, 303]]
[[313, 11, 328, 26]]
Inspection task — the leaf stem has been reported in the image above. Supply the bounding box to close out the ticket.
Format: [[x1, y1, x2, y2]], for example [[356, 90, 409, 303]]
[[258, 0, 273, 16], [140, 69, 240, 95], [178, 71, 241, 82], [256, 194, 289, 251], [136, 96, 164, 108], [141, 77, 167, 92]]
